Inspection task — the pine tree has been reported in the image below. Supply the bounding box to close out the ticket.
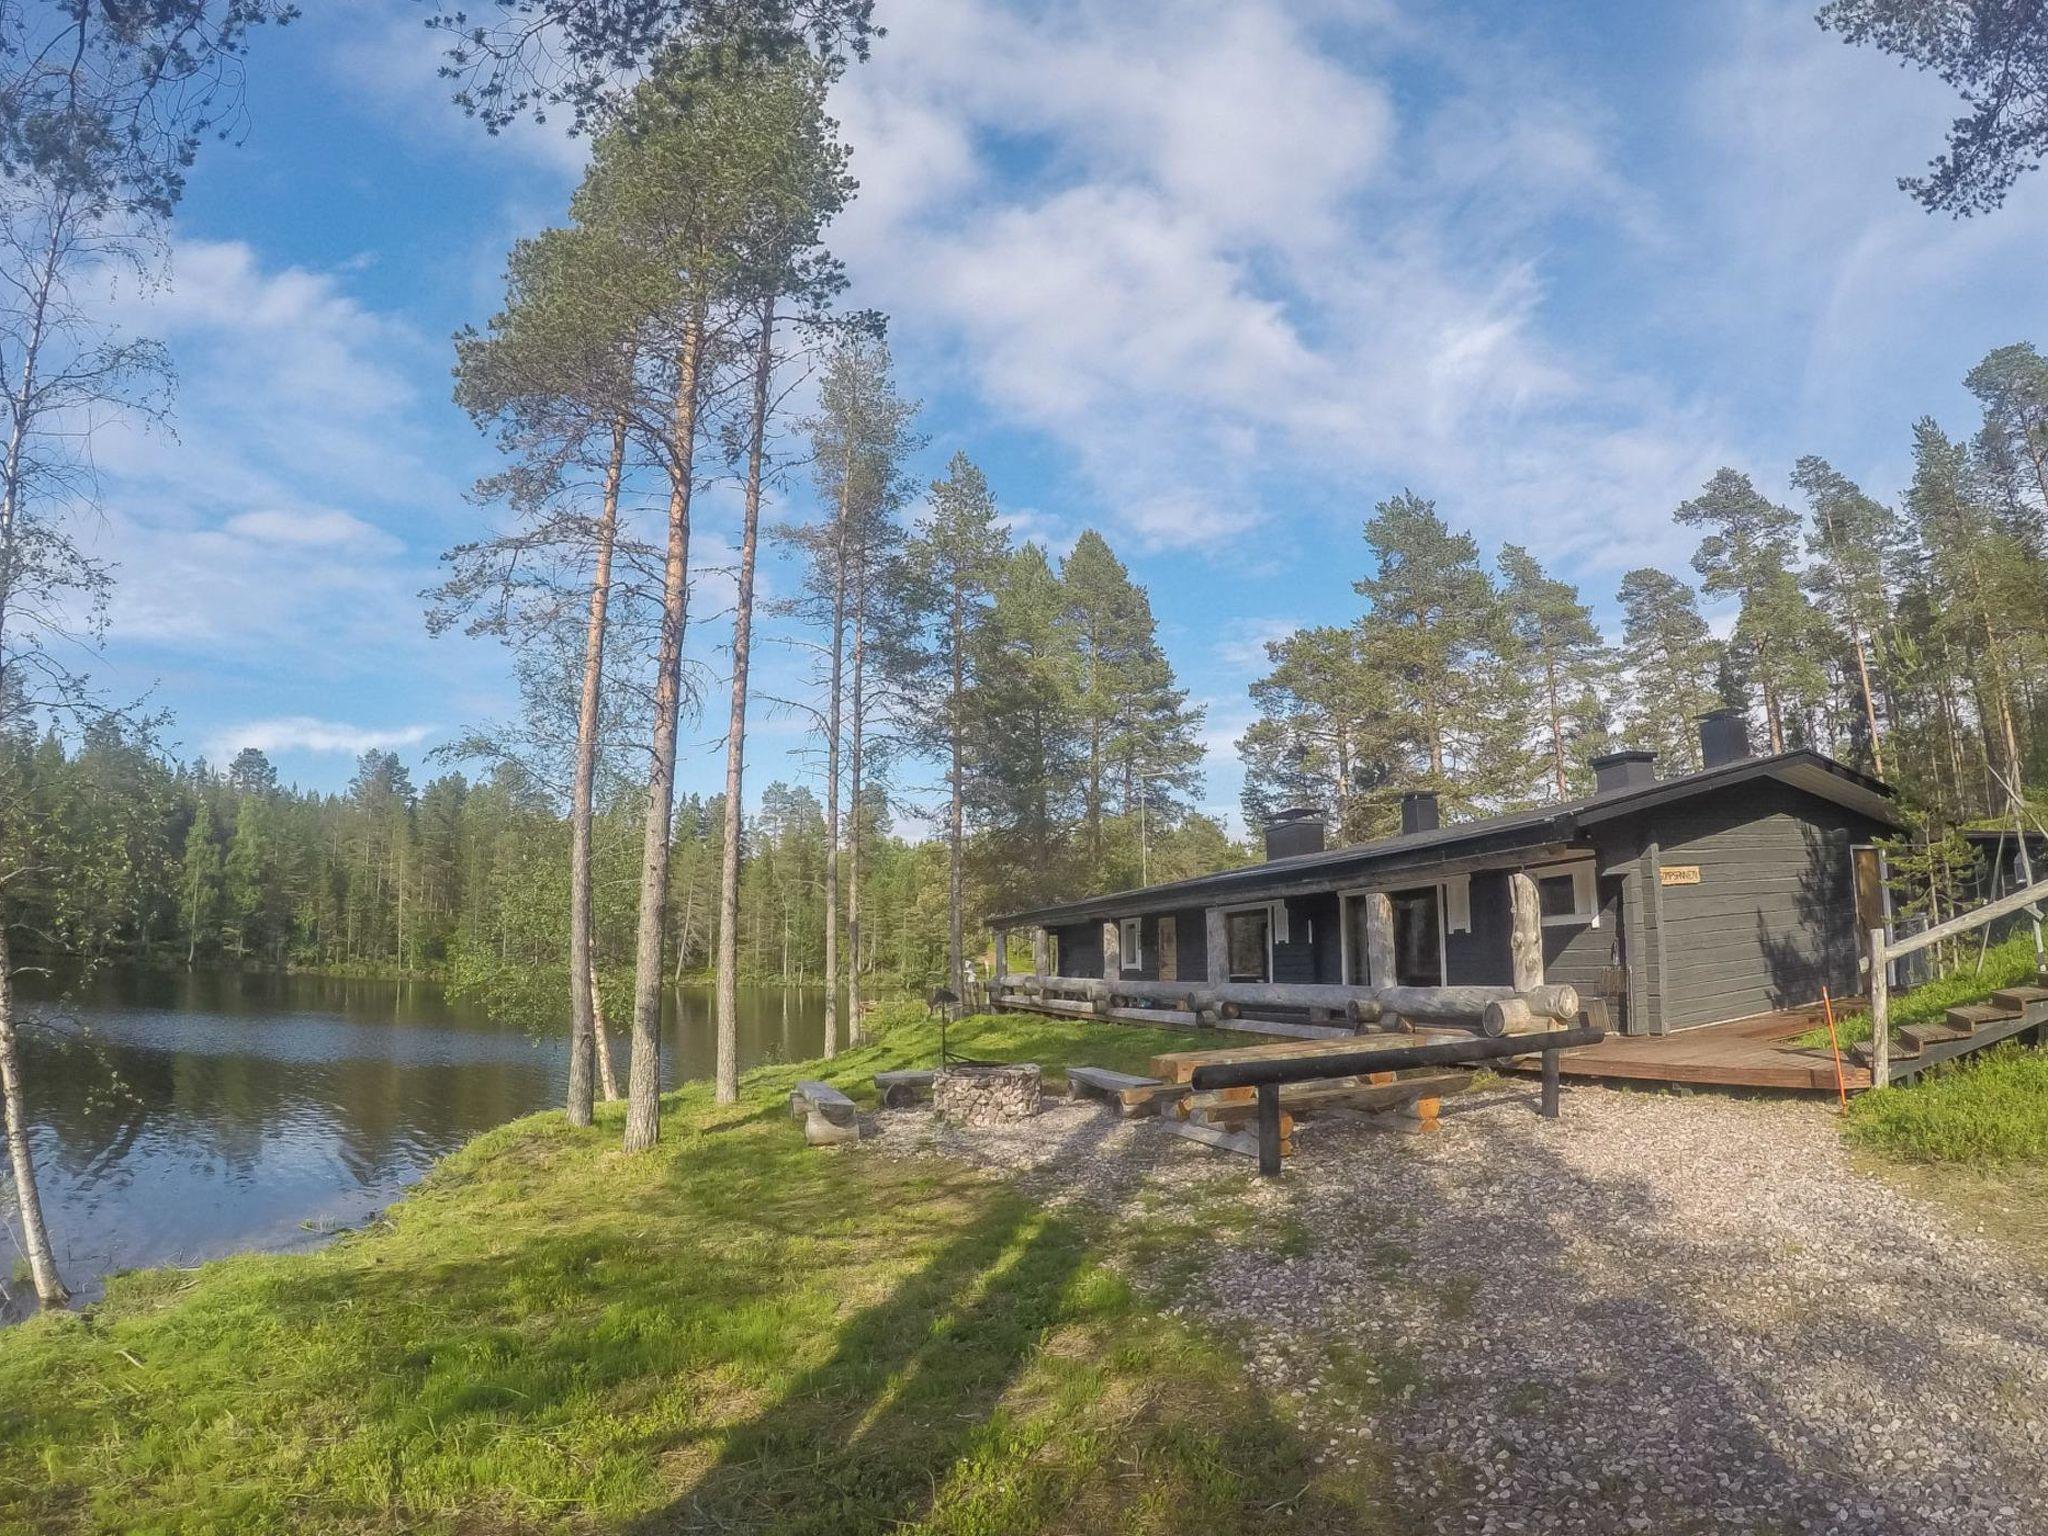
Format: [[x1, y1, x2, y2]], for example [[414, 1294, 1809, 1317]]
[[968, 544, 1084, 913], [899, 454, 1010, 1000], [1239, 626, 1397, 839], [180, 796, 224, 965], [1674, 468, 1826, 753], [1354, 492, 1533, 811], [1792, 456, 1896, 776], [1616, 568, 1723, 772], [1499, 545, 1611, 799]]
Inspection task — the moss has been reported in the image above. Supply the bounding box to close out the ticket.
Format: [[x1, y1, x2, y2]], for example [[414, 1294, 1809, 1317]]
[[0, 1011, 1367, 1534]]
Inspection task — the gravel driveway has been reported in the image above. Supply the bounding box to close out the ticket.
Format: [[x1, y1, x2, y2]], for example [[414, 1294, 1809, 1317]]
[[868, 1081, 2048, 1535]]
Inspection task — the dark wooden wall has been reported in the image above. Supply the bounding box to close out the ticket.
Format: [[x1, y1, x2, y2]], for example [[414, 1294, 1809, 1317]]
[[1626, 779, 1884, 1030]]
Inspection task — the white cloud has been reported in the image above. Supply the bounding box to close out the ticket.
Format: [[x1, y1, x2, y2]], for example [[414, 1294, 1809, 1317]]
[[207, 716, 436, 760], [222, 509, 402, 553]]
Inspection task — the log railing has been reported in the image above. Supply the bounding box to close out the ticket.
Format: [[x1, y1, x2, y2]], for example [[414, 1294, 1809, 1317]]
[[994, 971, 1579, 1037], [1867, 874, 2048, 1085]]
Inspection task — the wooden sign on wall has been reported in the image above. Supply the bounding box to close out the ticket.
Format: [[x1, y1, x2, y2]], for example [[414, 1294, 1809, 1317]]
[[1659, 864, 1702, 886]]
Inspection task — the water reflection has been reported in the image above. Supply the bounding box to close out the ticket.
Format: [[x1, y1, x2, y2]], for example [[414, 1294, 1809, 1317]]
[[5, 969, 832, 1317]]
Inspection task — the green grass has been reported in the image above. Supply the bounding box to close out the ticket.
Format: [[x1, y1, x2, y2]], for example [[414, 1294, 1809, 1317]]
[[1846, 1044, 2048, 1165], [0, 1010, 1380, 1534], [1792, 933, 2046, 1050]]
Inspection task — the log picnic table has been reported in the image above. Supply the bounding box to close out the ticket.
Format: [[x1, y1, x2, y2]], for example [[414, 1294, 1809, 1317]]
[[1187, 1022, 1608, 1176]]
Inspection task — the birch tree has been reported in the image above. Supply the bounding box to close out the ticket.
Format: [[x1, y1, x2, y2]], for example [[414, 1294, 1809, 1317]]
[[0, 0, 288, 1307]]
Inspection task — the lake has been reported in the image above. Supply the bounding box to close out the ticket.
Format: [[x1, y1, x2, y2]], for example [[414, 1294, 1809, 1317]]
[[5, 969, 835, 1319]]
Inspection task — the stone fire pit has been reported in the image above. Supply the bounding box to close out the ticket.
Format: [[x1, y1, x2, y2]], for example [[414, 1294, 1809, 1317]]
[[933, 1063, 1043, 1126]]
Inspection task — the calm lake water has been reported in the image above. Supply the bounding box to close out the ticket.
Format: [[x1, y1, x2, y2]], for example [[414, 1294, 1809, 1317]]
[[6, 969, 833, 1318]]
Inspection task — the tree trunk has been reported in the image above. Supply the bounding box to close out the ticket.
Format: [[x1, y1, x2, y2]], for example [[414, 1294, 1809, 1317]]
[[1542, 651, 1567, 799], [0, 909, 65, 1307], [715, 300, 773, 1106], [947, 587, 966, 1002], [624, 305, 704, 1153], [566, 411, 627, 1127], [590, 968, 620, 1101], [821, 484, 846, 1060], [1845, 610, 1886, 779], [848, 560, 867, 1042]]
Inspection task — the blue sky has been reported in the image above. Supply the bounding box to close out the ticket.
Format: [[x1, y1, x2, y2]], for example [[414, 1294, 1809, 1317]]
[[89, 0, 2048, 828]]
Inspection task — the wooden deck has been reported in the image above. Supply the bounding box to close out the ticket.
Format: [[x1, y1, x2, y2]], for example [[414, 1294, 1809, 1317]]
[[1511, 1002, 1873, 1092]]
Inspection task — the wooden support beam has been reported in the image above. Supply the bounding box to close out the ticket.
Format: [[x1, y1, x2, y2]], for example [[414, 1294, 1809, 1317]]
[[1869, 926, 1889, 1088], [1032, 926, 1049, 977], [1509, 871, 1543, 991], [1100, 917, 1121, 981], [1362, 890, 1395, 988], [1204, 907, 1227, 986]]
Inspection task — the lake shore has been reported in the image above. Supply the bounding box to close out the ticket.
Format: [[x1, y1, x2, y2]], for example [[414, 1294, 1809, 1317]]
[[0, 1010, 1367, 1534]]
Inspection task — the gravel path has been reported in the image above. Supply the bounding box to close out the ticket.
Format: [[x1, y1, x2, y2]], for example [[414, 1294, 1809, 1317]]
[[865, 1082, 2048, 1535]]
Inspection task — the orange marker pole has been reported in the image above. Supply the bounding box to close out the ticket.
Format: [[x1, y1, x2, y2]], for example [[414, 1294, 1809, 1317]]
[[1820, 986, 1849, 1114]]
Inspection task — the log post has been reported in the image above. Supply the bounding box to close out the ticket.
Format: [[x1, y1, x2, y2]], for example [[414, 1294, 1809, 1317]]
[[992, 927, 1009, 989], [1101, 917, 1121, 979], [1868, 926, 1889, 1088], [1256, 1082, 1284, 1177], [1362, 891, 1395, 987], [1032, 926, 1049, 978], [1205, 907, 1227, 986], [1540, 1049, 1561, 1119], [1509, 871, 1544, 991]]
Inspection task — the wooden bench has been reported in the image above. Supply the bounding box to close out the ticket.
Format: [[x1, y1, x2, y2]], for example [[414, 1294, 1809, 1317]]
[[873, 1069, 936, 1108], [789, 1079, 860, 1147], [1064, 1065, 1172, 1116]]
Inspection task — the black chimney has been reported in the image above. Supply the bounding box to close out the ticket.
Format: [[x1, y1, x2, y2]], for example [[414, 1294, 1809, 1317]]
[[1264, 806, 1326, 861], [1590, 748, 1658, 795], [1698, 708, 1751, 770], [1400, 790, 1440, 835]]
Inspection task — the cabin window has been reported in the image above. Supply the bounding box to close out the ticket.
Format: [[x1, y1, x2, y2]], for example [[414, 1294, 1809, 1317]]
[[1120, 917, 1142, 971], [1226, 908, 1271, 982], [1534, 862, 1599, 927]]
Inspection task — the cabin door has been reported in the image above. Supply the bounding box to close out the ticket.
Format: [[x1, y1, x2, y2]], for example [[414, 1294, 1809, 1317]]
[[1388, 886, 1443, 987]]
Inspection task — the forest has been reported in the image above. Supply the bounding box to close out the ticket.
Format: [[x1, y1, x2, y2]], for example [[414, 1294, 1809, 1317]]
[[1239, 341, 2048, 848]]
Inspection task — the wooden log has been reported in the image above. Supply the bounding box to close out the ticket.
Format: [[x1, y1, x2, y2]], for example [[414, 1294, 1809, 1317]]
[[1484, 998, 1533, 1037], [1358, 890, 1394, 988], [1065, 1065, 1160, 1105], [1032, 926, 1049, 977], [873, 1069, 936, 1108], [1100, 917, 1121, 980], [1509, 871, 1543, 991], [1189, 1071, 1469, 1123], [1869, 926, 1889, 1088], [1157, 1116, 1290, 1161], [1205, 906, 1227, 986]]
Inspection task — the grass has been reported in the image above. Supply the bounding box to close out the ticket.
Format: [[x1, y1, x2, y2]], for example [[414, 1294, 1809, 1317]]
[[0, 1009, 1381, 1535], [1791, 932, 2046, 1050], [1846, 1044, 2048, 1165]]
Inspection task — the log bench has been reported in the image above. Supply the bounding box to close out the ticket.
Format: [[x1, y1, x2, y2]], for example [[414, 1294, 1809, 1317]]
[[789, 1079, 860, 1147], [873, 1069, 936, 1108], [1064, 1065, 1173, 1115]]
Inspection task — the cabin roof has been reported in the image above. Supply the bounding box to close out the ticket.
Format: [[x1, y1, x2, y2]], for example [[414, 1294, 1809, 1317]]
[[988, 748, 1904, 928]]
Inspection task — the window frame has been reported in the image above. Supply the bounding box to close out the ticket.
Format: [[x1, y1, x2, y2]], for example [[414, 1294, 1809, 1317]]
[[1528, 859, 1600, 928], [1219, 901, 1276, 983], [1120, 916, 1143, 972]]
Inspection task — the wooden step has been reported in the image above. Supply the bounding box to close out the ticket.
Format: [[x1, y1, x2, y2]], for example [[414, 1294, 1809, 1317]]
[[1945, 1003, 2021, 1033], [1990, 986, 2048, 1011], [1899, 1022, 1973, 1053]]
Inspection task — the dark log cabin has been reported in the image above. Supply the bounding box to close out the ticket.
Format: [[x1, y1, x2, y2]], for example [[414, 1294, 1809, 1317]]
[[990, 712, 1907, 1037]]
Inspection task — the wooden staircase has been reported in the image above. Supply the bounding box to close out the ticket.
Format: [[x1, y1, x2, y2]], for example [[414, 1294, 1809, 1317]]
[[1855, 985, 2048, 1078]]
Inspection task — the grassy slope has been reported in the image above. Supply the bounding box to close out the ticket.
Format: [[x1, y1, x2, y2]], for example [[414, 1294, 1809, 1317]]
[[1792, 932, 2045, 1049], [0, 1011, 1376, 1535]]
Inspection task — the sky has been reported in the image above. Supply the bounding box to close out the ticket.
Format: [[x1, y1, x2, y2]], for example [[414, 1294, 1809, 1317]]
[[85, 0, 2048, 831]]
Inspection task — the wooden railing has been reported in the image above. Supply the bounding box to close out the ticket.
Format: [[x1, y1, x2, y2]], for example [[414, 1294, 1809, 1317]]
[[1867, 876, 2048, 1084]]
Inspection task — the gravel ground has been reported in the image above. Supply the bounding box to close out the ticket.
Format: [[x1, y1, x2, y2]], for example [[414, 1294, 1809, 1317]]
[[864, 1081, 2048, 1535]]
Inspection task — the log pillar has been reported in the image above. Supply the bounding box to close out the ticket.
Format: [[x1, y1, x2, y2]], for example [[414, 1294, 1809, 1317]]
[[1362, 891, 1395, 987], [992, 927, 1009, 987], [1100, 917, 1121, 978], [1204, 907, 1227, 986], [1509, 871, 1544, 991], [1032, 926, 1049, 978]]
